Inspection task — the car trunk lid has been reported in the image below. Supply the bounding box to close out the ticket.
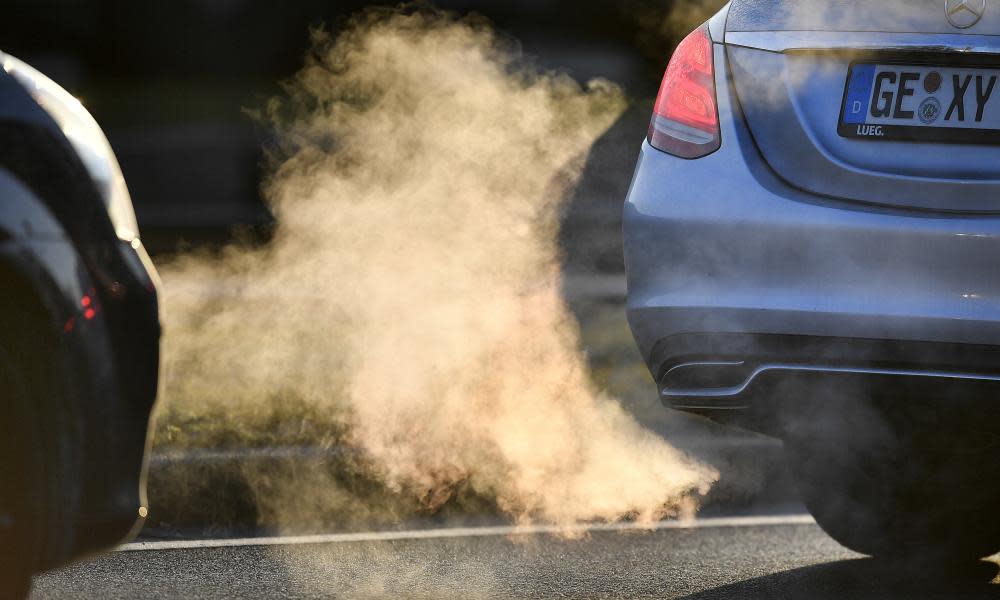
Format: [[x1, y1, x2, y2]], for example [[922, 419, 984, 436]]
[[725, 0, 1000, 213]]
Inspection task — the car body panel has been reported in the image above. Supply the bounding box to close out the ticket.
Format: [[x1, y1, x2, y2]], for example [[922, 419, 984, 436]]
[[0, 168, 64, 240], [726, 41, 1000, 212], [624, 30, 1000, 423], [728, 0, 1000, 35], [0, 172, 156, 568], [0, 57, 160, 570]]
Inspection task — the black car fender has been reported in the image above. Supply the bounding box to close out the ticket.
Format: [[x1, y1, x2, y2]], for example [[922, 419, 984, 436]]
[[0, 54, 160, 571], [0, 166, 131, 568]]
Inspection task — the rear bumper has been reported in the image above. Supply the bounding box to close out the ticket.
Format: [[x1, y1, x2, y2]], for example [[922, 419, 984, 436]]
[[624, 44, 1000, 428], [650, 332, 1000, 411]]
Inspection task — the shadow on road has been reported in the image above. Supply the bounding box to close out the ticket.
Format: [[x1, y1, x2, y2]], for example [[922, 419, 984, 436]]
[[678, 558, 1000, 600]]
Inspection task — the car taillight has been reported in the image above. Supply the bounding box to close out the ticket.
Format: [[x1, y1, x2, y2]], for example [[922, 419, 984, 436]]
[[648, 25, 720, 159]]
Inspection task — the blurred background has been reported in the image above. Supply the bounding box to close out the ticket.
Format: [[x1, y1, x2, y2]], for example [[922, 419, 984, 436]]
[[2, 0, 801, 529], [1, 0, 694, 258]]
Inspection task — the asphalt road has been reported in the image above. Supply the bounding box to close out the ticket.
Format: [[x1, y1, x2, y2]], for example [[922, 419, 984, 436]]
[[29, 516, 1000, 599]]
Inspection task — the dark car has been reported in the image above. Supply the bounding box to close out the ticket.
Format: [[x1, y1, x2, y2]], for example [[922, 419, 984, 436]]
[[0, 53, 159, 596]]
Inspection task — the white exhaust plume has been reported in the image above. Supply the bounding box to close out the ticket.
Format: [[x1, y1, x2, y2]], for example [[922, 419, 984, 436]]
[[157, 9, 716, 528]]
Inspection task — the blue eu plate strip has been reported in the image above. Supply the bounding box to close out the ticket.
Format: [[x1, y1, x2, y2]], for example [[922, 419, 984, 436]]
[[843, 64, 875, 125]]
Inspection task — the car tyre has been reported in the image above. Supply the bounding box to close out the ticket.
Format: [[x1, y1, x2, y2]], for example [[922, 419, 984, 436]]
[[0, 286, 84, 599], [784, 392, 1000, 562], [0, 345, 40, 599]]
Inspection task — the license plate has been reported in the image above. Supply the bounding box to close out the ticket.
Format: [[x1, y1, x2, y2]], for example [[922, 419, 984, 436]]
[[839, 63, 1000, 143]]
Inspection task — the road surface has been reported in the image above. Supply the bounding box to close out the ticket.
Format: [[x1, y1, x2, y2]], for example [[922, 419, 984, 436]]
[[31, 515, 1000, 599]]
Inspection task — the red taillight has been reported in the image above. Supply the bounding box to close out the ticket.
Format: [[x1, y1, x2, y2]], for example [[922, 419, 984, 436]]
[[648, 25, 720, 159], [80, 291, 98, 321]]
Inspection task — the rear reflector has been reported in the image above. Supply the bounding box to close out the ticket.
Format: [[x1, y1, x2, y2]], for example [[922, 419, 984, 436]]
[[648, 25, 720, 159]]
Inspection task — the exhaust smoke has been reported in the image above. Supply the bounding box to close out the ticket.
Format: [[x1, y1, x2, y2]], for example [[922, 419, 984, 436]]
[[156, 8, 716, 530]]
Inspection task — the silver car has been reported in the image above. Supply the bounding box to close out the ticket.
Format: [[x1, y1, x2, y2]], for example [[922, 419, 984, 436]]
[[625, 0, 1000, 560]]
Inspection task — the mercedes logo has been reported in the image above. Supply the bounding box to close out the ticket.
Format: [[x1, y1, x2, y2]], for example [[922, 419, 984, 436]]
[[946, 0, 987, 28]]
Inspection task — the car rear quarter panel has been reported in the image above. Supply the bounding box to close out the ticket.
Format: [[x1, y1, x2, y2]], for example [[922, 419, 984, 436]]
[[0, 168, 146, 568]]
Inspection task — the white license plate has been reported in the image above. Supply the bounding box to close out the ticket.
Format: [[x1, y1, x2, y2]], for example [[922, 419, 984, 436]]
[[839, 62, 1000, 143]]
